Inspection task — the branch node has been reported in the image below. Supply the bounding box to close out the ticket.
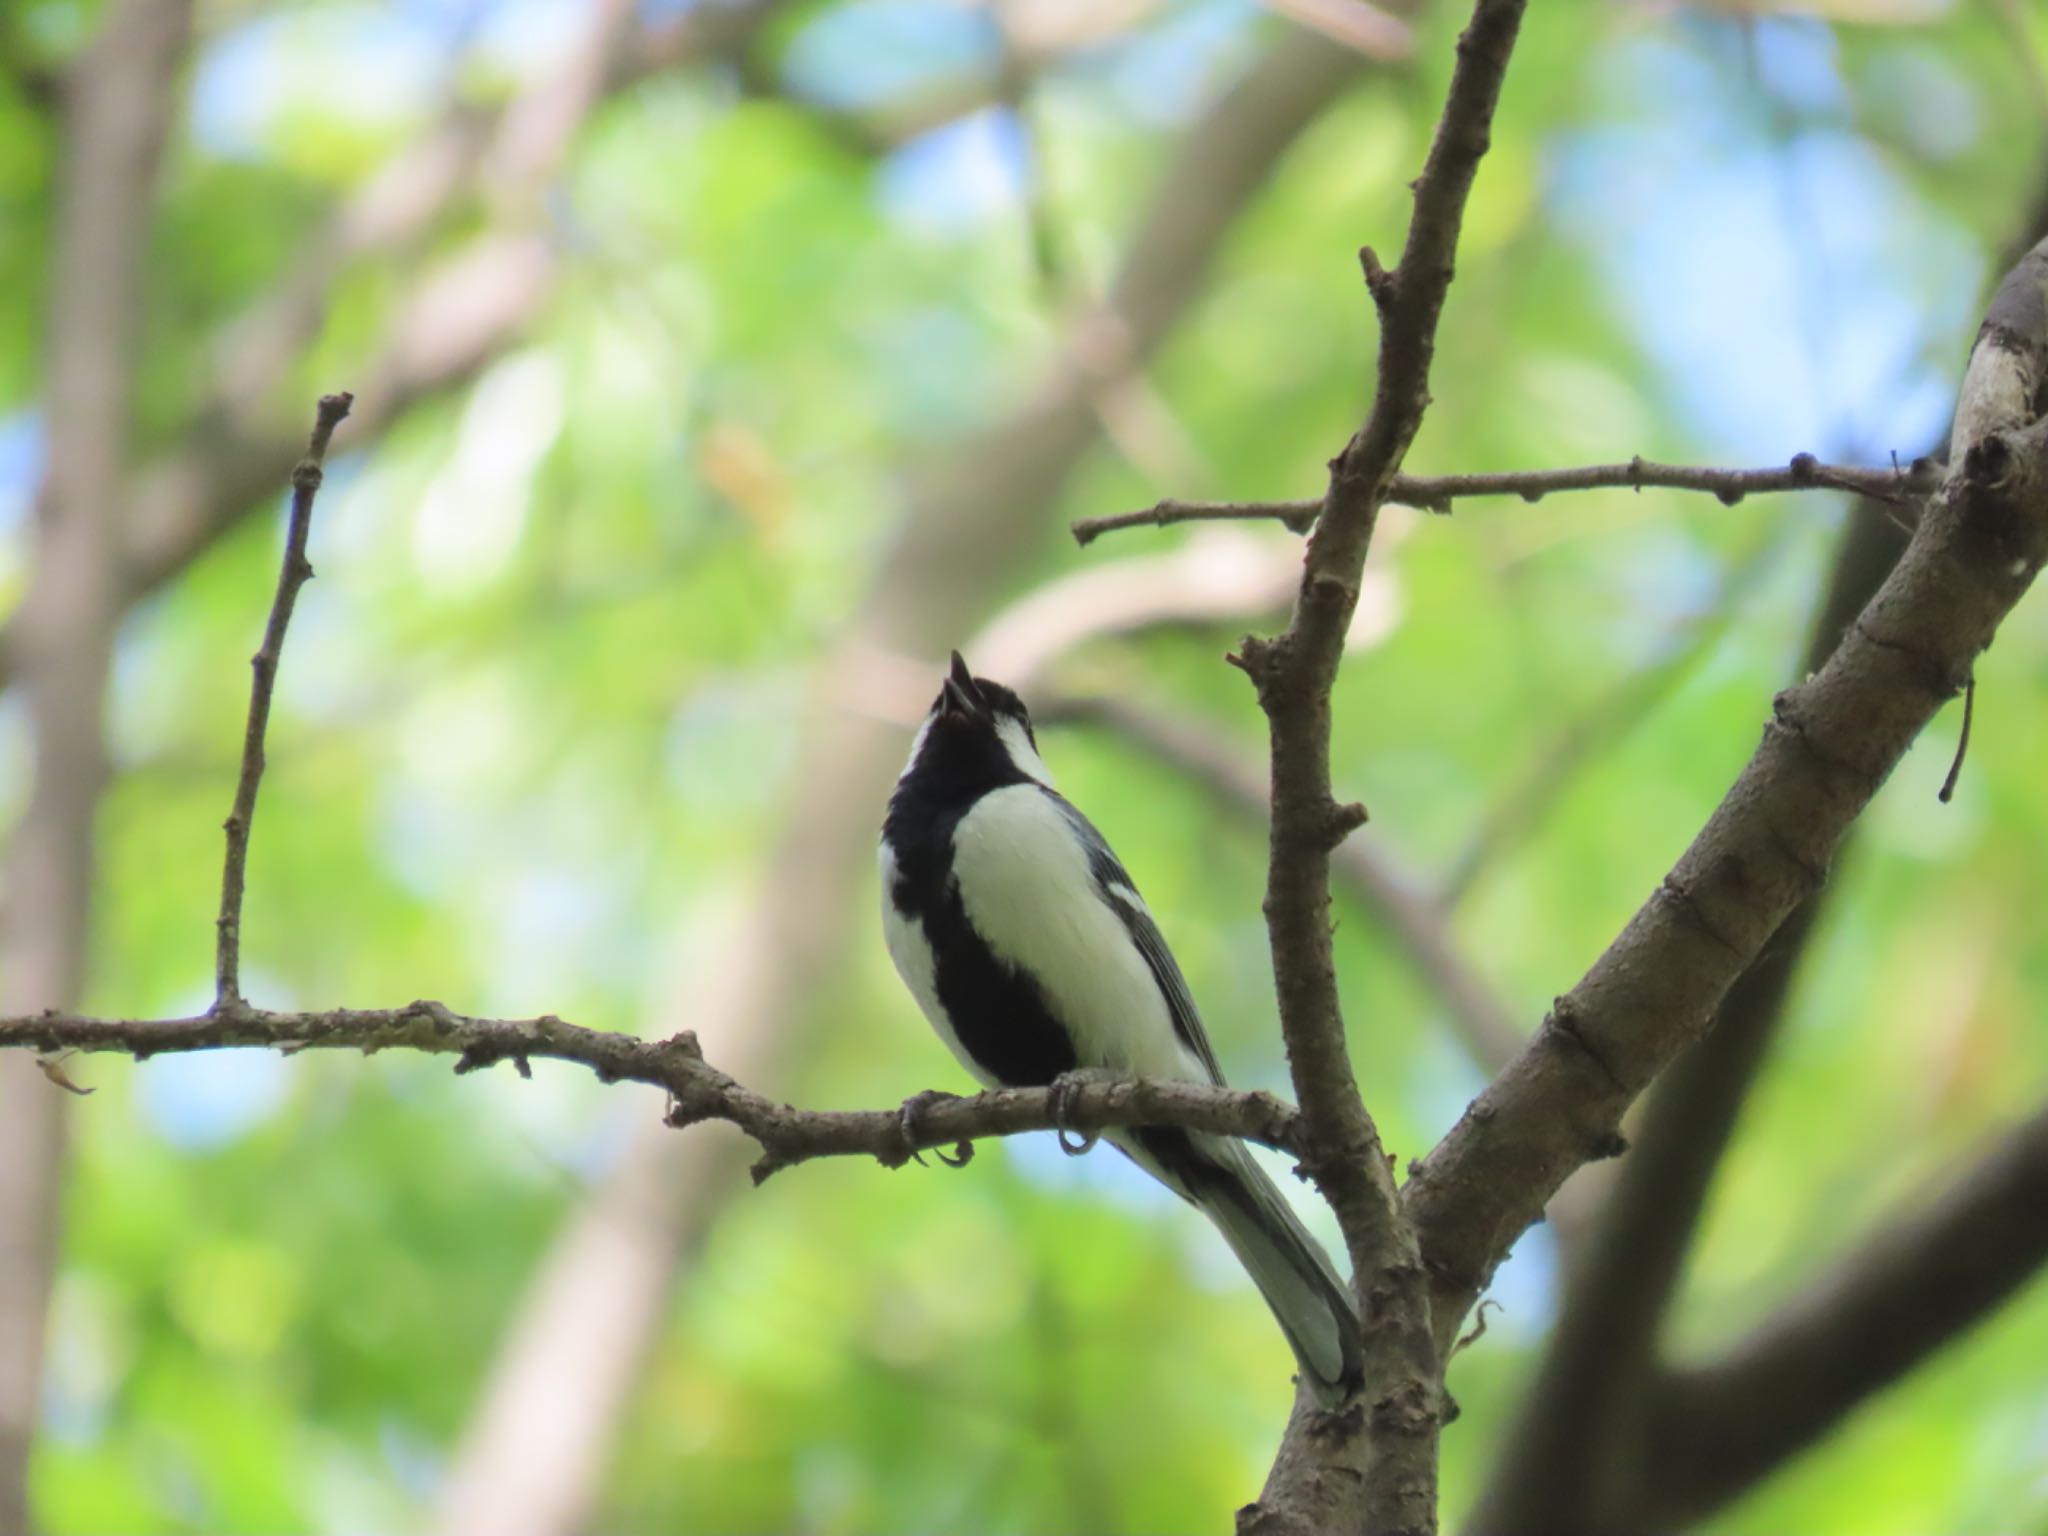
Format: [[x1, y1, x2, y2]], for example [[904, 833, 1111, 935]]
[[408, 999, 461, 1034], [1588, 1129, 1629, 1161], [1358, 245, 1398, 310], [1325, 800, 1370, 848], [1963, 431, 2015, 488], [1659, 873, 1745, 958], [1541, 995, 1627, 1097]]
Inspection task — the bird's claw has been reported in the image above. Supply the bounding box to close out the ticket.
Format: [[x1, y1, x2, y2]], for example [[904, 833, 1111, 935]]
[[1048, 1070, 1102, 1156], [897, 1088, 972, 1169]]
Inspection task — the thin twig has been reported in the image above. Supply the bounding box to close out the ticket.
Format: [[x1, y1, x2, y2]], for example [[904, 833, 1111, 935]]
[[1939, 673, 1975, 803], [213, 392, 352, 1009], [1069, 454, 1928, 545], [0, 1004, 1304, 1181]]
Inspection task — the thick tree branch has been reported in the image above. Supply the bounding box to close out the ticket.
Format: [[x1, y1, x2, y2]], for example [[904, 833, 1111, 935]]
[[1070, 455, 1921, 543], [1404, 236, 2048, 1365], [1465, 502, 1912, 1536], [0, 1008, 1303, 1182], [1636, 1100, 2048, 1527], [1236, 4, 1528, 1534], [214, 393, 353, 1007]]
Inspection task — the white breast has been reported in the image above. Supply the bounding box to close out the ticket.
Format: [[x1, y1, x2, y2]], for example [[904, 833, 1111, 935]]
[[949, 785, 1207, 1084]]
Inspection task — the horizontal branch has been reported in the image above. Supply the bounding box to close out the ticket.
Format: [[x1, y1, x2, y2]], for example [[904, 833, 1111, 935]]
[[1069, 455, 1925, 545], [0, 1006, 1303, 1182]]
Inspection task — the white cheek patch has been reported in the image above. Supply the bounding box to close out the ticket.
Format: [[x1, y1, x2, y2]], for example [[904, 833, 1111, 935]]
[[994, 716, 1056, 787]]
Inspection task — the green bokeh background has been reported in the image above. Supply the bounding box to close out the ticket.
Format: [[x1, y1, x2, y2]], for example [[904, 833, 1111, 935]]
[[7, 0, 2048, 1530]]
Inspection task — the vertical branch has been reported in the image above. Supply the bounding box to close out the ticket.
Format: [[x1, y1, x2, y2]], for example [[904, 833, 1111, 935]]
[[0, 2, 194, 1528], [1239, 4, 1527, 1534], [213, 393, 354, 1010]]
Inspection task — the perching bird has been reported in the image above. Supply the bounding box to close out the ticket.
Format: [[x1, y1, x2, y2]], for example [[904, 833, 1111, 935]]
[[878, 652, 1363, 1403]]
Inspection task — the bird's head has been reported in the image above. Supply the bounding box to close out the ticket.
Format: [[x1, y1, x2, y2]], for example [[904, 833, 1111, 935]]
[[905, 652, 1053, 789]]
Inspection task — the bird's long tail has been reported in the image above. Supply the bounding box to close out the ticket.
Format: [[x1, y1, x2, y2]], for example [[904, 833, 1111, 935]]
[[1121, 1127, 1364, 1405]]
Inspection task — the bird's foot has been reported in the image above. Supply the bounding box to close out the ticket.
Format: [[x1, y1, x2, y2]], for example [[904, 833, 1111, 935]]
[[897, 1088, 973, 1169], [1047, 1067, 1124, 1156]]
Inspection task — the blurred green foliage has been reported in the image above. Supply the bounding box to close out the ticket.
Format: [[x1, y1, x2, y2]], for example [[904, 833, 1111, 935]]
[[7, 0, 2048, 1530]]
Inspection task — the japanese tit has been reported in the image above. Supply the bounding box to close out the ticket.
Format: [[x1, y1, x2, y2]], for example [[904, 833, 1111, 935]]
[[878, 653, 1363, 1404]]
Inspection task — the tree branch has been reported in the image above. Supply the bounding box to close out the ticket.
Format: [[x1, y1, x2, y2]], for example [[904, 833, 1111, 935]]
[[1069, 455, 1924, 544], [1465, 500, 1913, 1535], [1404, 235, 2048, 1367], [1636, 1100, 2048, 1528], [0, 1006, 1303, 1183], [213, 392, 352, 1007], [1234, 3, 1528, 1533]]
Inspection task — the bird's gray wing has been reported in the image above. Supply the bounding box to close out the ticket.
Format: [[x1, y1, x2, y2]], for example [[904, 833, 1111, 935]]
[[1048, 792, 1227, 1087]]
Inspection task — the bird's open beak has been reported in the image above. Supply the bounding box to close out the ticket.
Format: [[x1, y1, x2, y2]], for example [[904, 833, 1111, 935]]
[[939, 650, 986, 721]]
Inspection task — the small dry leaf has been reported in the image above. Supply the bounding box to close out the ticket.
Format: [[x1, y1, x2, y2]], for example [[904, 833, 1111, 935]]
[[36, 1054, 95, 1096]]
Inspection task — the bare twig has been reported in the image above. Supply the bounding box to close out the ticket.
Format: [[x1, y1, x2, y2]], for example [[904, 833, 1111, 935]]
[[1076, 498, 1323, 545], [1070, 455, 1925, 544], [0, 1006, 1303, 1181], [1939, 673, 1975, 803], [213, 393, 352, 1009]]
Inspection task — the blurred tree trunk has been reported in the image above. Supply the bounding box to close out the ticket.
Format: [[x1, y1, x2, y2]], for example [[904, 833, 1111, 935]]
[[0, 3, 193, 1530], [432, 27, 1390, 1536]]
